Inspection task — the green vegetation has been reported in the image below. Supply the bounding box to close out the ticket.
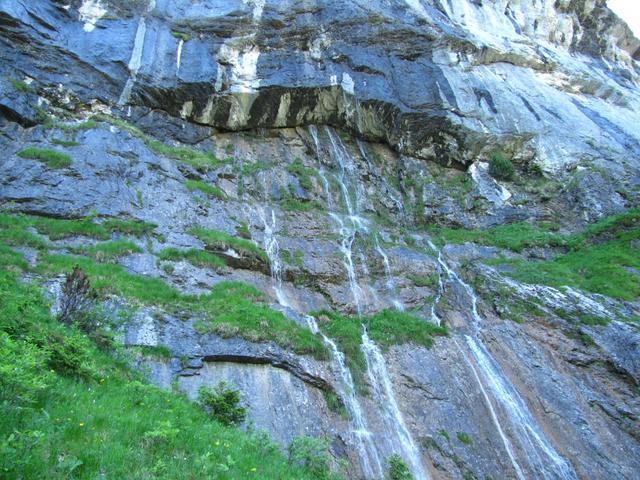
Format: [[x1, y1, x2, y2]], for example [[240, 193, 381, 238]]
[[171, 30, 191, 41], [189, 226, 269, 263], [73, 240, 143, 263], [0, 212, 156, 242], [286, 158, 318, 191], [197, 381, 247, 426], [11, 79, 30, 92], [194, 282, 326, 358], [288, 436, 342, 480], [487, 209, 640, 300], [387, 454, 413, 480], [158, 247, 226, 270], [92, 114, 223, 170], [488, 152, 515, 181], [316, 309, 447, 392], [51, 138, 81, 147], [16, 147, 72, 169], [0, 255, 322, 479], [186, 180, 227, 199], [407, 273, 439, 289], [282, 248, 304, 268], [429, 221, 565, 253], [456, 431, 473, 445]]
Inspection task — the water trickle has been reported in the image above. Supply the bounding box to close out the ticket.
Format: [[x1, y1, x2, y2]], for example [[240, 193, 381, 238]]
[[176, 39, 184, 72], [375, 236, 404, 311], [260, 208, 291, 309], [118, 0, 155, 105], [429, 241, 577, 480], [362, 328, 429, 480], [323, 126, 427, 479]]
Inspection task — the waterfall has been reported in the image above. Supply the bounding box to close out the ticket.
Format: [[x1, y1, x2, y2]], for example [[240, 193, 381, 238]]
[[176, 39, 184, 72], [258, 204, 384, 478], [260, 208, 291, 309], [324, 126, 427, 479], [362, 329, 429, 480], [305, 316, 385, 479], [429, 241, 577, 480]]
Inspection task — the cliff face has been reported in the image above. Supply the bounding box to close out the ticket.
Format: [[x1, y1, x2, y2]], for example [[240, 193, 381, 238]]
[[1, 1, 639, 479]]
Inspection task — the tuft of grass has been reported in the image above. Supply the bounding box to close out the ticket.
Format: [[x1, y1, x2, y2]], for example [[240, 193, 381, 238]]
[[286, 159, 317, 192], [456, 431, 473, 445], [16, 147, 72, 169], [488, 152, 515, 181], [186, 180, 227, 199], [189, 227, 269, 264], [11, 79, 31, 92], [51, 138, 81, 147], [408, 273, 439, 289], [73, 240, 143, 263], [171, 30, 191, 41], [157, 248, 226, 270]]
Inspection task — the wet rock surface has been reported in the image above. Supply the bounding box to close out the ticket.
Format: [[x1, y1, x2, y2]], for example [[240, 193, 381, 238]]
[[1, 1, 640, 479]]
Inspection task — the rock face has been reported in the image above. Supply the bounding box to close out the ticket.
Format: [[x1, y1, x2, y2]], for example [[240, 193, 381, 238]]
[[1, 1, 639, 479]]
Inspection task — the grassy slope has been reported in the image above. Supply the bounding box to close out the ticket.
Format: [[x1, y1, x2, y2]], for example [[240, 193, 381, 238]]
[[431, 208, 640, 300], [0, 259, 321, 479]]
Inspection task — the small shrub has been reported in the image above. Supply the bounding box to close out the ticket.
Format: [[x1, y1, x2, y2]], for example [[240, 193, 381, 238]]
[[16, 147, 72, 169], [197, 381, 247, 426], [288, 436, 334, 479], [456, 431, 473, 445], [387, 454, 413, 480], [488, 153, 515, 181], [58, 266, 97, 331]]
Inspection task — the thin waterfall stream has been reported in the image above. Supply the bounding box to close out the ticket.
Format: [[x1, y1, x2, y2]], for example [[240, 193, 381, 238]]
[[428, 241, 577, 480]]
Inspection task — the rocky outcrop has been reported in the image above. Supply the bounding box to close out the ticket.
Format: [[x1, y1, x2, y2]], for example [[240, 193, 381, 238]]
[[2, 0, 639, 171], [1, 1, 639, 479]]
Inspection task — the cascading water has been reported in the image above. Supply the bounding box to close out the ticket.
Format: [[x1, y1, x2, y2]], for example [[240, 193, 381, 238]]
[[260, 208, 291, 309], [362, 329, 429, 480], [118, 0, 156, 105], [305, 316, 385, 479], [323, 126, 428, 480], [259, 204, 384, 478], [374, 236, 404, 311], [428, 241, 577, 480]]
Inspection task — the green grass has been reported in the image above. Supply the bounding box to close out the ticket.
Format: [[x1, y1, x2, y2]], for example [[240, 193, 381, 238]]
[[486, 209, 640, 300], [0, 257, 326, 479], [316, 309, 447, 392], [185, 180, 227, 199], [456, 431, 473, 445], [171, 30, 191, 41], [73, 240, 143, 262], [429, 222, 565, 252], [51, 139, 81, 147], [158, 247, 226, 270], [189, 227, 269, 264], [32, 252, 323, 357], [286, 159, 317, 192], [92, 114, 223, 170], [194, 282, 326, 358], [11, 79, 31, 92], [16, 147, 72, 169], [408, 273, 439, 289], [0, 212, 156, 242]]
